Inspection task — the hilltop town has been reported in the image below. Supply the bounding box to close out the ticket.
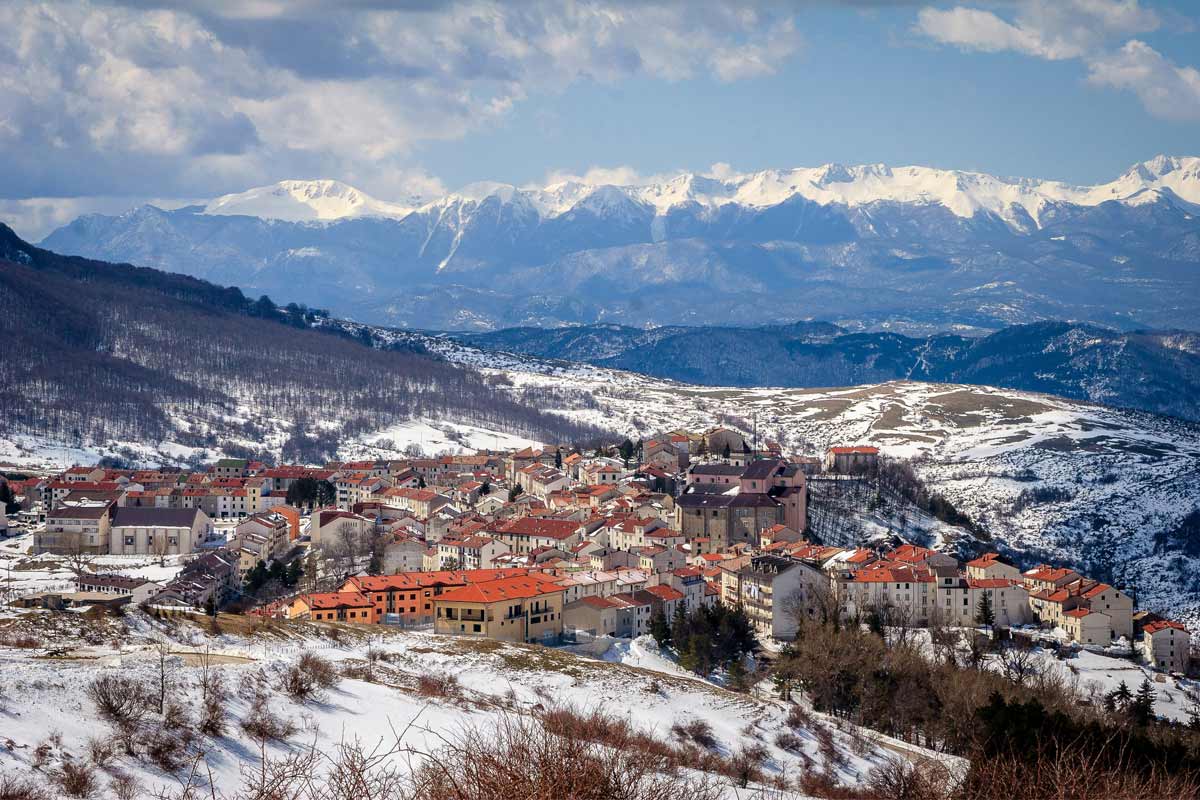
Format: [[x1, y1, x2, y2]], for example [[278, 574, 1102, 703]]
[[2, 429, 1191, 676]]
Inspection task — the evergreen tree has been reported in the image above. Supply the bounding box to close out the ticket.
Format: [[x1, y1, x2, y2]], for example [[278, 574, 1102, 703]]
[[1130, 678, 1157, 725], [773, 644, 797, 701], [722, 442, 731, 460], [727, 656, 749, 692], [866, 605, 886, 637], [285, 559, 302, 587], [479, 478, 491, 495], [244, 560, 269, 593], [554, 448, 563, 469], [417, 474, 427, 489], [670, 603, 689, 649], [649, 610, 671, 648], [508, 485, 522, 502], [619, 438, 634, 467], [0, 482, 18, 514], [1111, 680, 1134, 711], [975, 590, 996, 629]]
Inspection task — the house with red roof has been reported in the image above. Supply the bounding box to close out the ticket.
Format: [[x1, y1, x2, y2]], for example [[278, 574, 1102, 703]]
[[1141, 620, 1190, 673], [432, 573, 565, 643], [965, 552, 1022, 582], [841, 563, 937, 625], [1061, 607, 1112, 645], [286, 591, 376, 624], [487, 517, 583, 554]]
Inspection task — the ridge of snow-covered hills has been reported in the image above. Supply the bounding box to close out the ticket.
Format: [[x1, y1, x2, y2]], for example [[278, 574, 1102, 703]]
[[36, 154, 1200, 332], [199, 155, 1200, 228], [203, 178, 423, 222]]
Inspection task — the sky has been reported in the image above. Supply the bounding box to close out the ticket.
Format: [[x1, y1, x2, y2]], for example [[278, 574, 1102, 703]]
[[2, 0, 1199, 239]]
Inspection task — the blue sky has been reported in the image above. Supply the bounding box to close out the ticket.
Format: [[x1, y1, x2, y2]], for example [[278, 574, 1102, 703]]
[[2, 1, 1198, 238], [424, 2, 1200, 189]]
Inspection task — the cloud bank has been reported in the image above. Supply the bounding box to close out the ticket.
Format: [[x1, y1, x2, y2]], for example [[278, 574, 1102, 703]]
[[915, 0, 1199, 120], [0, 0, 803, 212]]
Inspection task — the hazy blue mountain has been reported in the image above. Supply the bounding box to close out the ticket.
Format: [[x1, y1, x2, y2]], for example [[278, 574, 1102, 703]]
[[457, 321, 1200, 422], [37, 157, 1200, 333]]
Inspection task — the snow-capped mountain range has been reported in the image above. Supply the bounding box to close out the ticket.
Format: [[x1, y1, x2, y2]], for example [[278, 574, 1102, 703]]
[[203, 178, 423, 222], [39, 155, 1200, 332], [204, 155, 1200, 228]]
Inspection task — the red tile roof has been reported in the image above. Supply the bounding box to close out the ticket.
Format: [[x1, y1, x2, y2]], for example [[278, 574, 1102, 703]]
[[435, 574, 564, 604], [300, 592, 373, 610], [492, 517, 581, 540]]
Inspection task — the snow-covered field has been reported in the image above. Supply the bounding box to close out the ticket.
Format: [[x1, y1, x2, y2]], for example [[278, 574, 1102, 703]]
[[0, 531, 186, 601], [0, 609, 927, 798]]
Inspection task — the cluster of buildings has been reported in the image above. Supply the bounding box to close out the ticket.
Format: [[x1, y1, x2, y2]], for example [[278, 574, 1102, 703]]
[[2, 432, 1191, 674]]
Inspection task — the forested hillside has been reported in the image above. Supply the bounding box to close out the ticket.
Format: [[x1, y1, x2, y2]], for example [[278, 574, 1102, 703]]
[[460, 321, 1200, 422], [0, 225, 607, 464]]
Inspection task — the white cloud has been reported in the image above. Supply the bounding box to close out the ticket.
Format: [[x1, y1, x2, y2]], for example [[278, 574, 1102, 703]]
[[0, 1, 804, 207], [914, 1, 1198, 121], [539, 165, 669, 187], [704, 162, 741, 181], [1087, 39, 1200, 121], [916, 7, 1081, 60]]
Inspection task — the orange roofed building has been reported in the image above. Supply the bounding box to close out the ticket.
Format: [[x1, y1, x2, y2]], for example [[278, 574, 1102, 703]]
[[340, 568, 533, 626], [432, 573, 565, 643], [286, 591, 377, 624]]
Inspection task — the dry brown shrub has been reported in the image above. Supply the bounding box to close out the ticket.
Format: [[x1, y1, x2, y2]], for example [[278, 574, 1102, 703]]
[[86, 735, 115, 767], [0, 774, 52, 800], [963, 750, 1200, 800], [415, 673, 460, 699], [54, 762, 98, 798], [87, 674, 150, 727], [298, 651, 339, 688], [107, 772, 142, 800], [670, 717, 717, 749], [240, 705, 297, 743], [413, 712, 724, 800]]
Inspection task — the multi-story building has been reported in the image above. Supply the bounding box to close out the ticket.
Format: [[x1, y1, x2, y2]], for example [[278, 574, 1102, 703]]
[[38, 501, 115, 554], [736, 554, 829, 639], [109, 507, 211, 557], [432, 573, 565, 643], [1142, 620, 1190, 673]]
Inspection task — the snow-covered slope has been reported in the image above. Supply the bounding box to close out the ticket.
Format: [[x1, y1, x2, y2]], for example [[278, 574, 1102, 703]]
[[203, 179, 421, 222], [0, 611, 921, 798]]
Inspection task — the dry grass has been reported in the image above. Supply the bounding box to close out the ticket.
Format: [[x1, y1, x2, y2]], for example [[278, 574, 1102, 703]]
[[0, 774, 53, 800], [415, 673, 461, 699]]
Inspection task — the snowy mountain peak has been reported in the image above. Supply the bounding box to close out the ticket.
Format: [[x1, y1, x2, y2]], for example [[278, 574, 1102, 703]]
[[192, 156, 1200, 228], [203, 179, 419, 222]]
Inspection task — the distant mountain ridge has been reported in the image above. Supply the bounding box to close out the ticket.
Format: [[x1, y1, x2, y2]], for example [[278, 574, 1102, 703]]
[[37, 156, 1200, 333], [456, 321, 1200, 422], [199, 155, 1200, 226]]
